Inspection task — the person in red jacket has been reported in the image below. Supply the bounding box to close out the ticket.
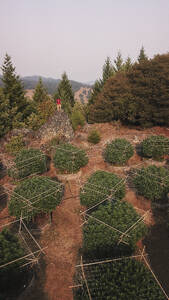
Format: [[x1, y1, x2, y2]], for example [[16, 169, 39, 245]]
[[56, 98, 62, 111]]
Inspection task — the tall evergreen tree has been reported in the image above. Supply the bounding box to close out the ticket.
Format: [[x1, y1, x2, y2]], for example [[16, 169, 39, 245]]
[[88, 79, 103, 105], [0, 88, 11, 137], [33, 77, 49, 103], [124, 56, 133, 72], [88, 57, 114, 107], [1, 54, 27, 126], [102, 56, 114, 84], [55, 72, 74, 108], [113, 51, 124, 72], [138, 46, 148, 63]]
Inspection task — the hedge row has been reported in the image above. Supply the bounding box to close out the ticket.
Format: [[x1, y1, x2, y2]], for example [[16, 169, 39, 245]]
[[8, 135, 169, 179]]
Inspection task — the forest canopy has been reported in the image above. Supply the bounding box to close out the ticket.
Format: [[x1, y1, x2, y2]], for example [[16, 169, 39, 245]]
[[88, 53, 169, 127]]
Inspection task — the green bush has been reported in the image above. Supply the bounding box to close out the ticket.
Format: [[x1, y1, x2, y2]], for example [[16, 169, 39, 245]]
[[53, 143, 88, 173], [87, 129, 101, 144], [82, 201, 147, 259], [5, 135, 25, 155], [133, 165, 169, 204], [8, 148, 47, 179], [71, 110, 85, 130], [103, 138, 134, 165], [9, 176, 64, 219], [141, 135, 169, 160], [74, 259, 164, 299], [0, 228, 26, 296], [80, 171, 125, 209]]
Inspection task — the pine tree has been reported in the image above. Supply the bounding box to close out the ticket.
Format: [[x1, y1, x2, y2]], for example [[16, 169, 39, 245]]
[[102, 56, 114, 84], [88, 79, 103, 105], [113, 51, 124, 72], [0, 88, 11, 137], [88, 57, 114, 107], [124, 56, 132, 71], [54, 72, 74, 109], [33, 77, 49, 103], [138, 46, 148, 63], [1, 54, 27, 126]]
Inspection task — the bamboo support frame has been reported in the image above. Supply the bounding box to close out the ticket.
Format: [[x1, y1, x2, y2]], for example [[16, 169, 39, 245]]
[[76, 254, 147, 268], [0, 247, 47, 269], [80, 256, 92, 300]]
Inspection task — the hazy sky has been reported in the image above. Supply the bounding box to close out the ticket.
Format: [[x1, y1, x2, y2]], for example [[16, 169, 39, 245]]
[[0, 0, 169, 82]]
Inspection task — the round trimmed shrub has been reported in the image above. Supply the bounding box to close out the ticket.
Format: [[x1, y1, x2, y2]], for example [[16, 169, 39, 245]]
[[74, 259, 164, 300], [141, 135, 169, 160], [103, 138, 134, 165], [80, 170, 125, 209], [87, 129, 101, 144], [133, 165, 169, 204], [82, 201, 147, 259], [9, 176, 64, 219], [53, 143, 88, 173], [8, 148, 47, 179], [71, 110, 85, 130]]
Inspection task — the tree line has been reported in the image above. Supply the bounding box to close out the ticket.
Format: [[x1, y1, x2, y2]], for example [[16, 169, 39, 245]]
[[0, 54, 75, 137], [88, 47, 169, 127], [0, 47, 169, 139]]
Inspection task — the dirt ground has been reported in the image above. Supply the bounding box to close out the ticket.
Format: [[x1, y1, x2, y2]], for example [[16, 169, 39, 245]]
[[0, 123, 169, 300]]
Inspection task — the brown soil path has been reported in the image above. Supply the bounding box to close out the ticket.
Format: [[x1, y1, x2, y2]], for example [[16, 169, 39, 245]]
[[41, 178, 83, 300]]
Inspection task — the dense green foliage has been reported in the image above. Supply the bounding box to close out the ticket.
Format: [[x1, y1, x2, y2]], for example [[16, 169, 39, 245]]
[[82, 201, 147, 258], [141, 135, 169, 160], [54, 72, 75, 114], [5, 135, 25, 155], [88, 57, 114, 107], [138, 46, 149, 63], [33, 78, 49, 103], [8, 148, 47, 179], [133, 165, 169, 204], [9, 176, 64, 219], [26, 98, 55, 130], [71, 110, 86, 130], [0, 228, 26, 296], [53, 143, 88, 173], [103, 138, 134, 165], [74, 259, 165, 299], [80, 171, 125, 209], [88, 53, 169, 127], [113, 51, 125, 72], [0, 88, 10, 137], [87, 129, 101, 144], [1, 54, 31, 130], [25, 77, 57, 130]]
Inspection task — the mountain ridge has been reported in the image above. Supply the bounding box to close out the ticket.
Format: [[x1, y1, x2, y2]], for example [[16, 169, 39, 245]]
[[0, 75, 92, 95]]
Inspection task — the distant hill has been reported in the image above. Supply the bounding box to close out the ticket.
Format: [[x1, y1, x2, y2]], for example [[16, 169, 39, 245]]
[[74, 87, 92, 104], [0, 75, 91, 95]]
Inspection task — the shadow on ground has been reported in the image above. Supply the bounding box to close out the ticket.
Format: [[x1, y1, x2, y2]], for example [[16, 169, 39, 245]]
[[143, 208, 169, 296]]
